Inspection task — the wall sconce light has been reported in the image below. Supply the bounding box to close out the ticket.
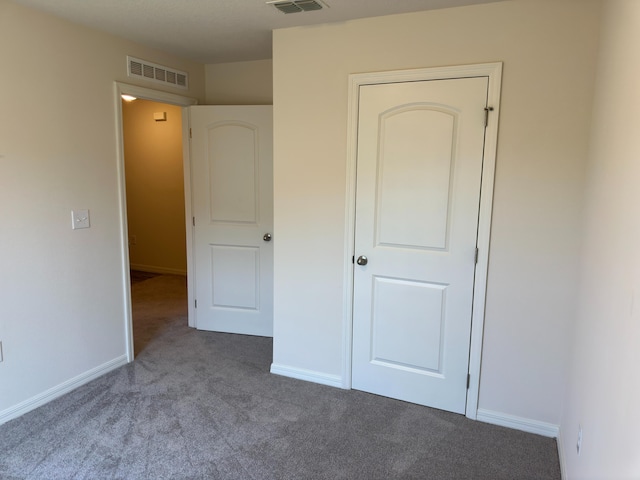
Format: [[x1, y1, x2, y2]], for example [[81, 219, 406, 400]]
[[154, 112, 167, 122], [121, 94, 137, 102]]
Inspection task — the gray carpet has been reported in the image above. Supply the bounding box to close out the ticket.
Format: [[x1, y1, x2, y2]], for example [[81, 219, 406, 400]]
[[0, 274, 561, 479]]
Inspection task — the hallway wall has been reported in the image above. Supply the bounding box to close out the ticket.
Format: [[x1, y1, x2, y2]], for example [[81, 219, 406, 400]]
[[205, 59, 273, 105]]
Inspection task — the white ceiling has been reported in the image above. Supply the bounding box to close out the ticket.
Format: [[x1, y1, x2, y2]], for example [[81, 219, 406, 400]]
[[12, 0, 507, 64]]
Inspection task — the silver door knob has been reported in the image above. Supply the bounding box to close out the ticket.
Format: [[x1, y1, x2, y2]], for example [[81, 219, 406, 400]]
[[263, 233, 272, 242], [356, 255, 368, 266]]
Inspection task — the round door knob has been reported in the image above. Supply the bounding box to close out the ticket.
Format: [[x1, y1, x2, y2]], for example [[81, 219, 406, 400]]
[[356, 255, 368, 266], [263, 233, 272, 242]]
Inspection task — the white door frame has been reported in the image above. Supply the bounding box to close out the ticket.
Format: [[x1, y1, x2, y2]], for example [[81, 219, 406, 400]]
[[342, 63, 502, 419], [114, 82, 198, 362]]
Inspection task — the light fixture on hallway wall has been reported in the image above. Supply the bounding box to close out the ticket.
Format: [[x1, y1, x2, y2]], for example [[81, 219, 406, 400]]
[[121, 94, 137, 102]]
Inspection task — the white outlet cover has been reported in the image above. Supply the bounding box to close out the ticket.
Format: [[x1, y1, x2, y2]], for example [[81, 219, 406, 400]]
[[72, 209, 90, 230]]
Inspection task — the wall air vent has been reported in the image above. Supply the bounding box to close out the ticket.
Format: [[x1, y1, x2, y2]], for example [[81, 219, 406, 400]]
[[126, 56, 188, 90], [267, 0, 327, 14]]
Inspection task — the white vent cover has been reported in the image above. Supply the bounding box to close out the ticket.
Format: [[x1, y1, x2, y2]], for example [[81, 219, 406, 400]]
[[127, 56, 188, 90], [267, 0, 327, 14]]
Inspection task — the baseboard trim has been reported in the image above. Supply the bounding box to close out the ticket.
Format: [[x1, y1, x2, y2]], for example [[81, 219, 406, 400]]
[[557, 426, 567, 479], [0, 355, 128, 425], [476, 408, 559, 438], [270, 363, 343, 389], [130, 263, 187, 276]]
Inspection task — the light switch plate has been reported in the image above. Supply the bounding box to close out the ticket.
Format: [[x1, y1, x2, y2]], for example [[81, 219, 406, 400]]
[[71, 209, 90, 230]]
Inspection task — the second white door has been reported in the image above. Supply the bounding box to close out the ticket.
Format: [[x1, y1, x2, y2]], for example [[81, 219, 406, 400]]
[[189, 105, 273, 337], [352, 77, 489, 414]]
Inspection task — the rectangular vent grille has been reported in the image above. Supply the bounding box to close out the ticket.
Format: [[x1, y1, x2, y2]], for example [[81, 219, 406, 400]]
[[268, 0, 325, 14], [127, 56, 188, 90]]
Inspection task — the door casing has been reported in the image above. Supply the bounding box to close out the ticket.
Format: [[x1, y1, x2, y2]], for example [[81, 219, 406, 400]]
[[342, 63, 502, 419], [114, 82, 197, 362]]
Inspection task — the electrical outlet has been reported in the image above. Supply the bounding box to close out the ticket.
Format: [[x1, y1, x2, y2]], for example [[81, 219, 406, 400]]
[[576, 425, 583, 455]]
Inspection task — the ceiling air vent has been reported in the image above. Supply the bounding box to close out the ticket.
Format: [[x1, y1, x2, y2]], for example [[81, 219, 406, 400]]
[[268, 0, 326, 14], [127, 56, 188, 90]]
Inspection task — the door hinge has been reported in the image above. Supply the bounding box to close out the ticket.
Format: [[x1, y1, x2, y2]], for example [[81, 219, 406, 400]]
[[192, 216, 196, 227], [467, 373, 471, 389], [474, 247, 479, 264], [352, 255, 355, 264], [484, 107, 494, 127], [195, 299, 198, 308], [189, 127, 192, 139]]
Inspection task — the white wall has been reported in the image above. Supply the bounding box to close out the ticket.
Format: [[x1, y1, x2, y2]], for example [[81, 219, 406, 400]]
[[560, 1, 640, 477], [272, 0, 600, 428], [205, 59, 272, 105], [0, 0, 204, 421]]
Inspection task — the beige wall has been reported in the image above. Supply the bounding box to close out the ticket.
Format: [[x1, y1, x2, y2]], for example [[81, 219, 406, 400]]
[[123, 99, 186, 275], [272, 0, 600, 427], [205, 59, 273, 105], [0, 0, 204, 418], [561, 1, 640, 478]]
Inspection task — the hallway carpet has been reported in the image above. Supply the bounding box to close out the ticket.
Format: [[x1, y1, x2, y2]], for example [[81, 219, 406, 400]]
[[0, 274, 561, 479]]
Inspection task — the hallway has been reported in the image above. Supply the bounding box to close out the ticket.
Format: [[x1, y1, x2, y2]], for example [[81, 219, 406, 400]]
[[130, 272, 188, 355]]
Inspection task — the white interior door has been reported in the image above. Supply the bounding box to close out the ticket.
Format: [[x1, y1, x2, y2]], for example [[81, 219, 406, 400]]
[[189, 105, 273, 336], [351, 77, 489, 414]]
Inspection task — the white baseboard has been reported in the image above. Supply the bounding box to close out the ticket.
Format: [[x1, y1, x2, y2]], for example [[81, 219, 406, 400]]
[[557, 426, 567, 479], [130, 263, 187, 276], [270, 363, 344, 389], [0, 355, 128, 425], [476, 408, 559, 438]]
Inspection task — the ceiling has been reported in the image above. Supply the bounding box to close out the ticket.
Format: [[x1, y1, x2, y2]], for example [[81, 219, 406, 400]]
[[12, 0, 507, 64]]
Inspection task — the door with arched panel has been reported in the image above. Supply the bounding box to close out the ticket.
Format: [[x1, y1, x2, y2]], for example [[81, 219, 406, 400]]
[[352, 78, 489, 413], [190, 106, 273, 336]]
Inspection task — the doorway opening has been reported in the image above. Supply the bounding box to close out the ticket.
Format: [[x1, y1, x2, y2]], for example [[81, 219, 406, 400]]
[[114, 82, 197, 361], [122, 98, 186, 355]]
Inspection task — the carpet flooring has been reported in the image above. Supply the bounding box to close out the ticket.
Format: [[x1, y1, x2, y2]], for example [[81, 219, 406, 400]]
[[0, 274, 561, 479], [129, 270, 161, 285]]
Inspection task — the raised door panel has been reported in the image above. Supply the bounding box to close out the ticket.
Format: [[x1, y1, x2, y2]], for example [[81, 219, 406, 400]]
[[371, 277, 447, 374], [210, 245, 259, 310], [377, 107, 456, 250], [208, 123, 258, 224]]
